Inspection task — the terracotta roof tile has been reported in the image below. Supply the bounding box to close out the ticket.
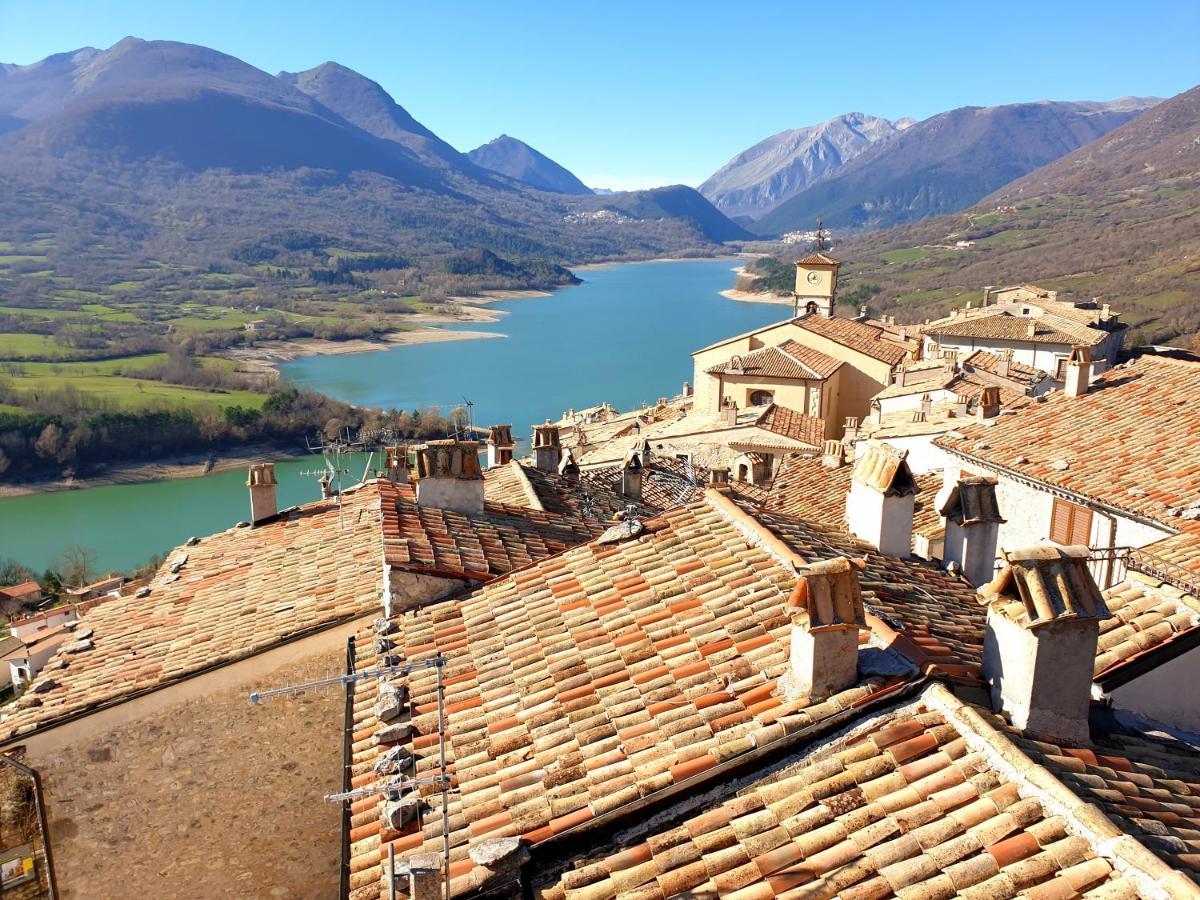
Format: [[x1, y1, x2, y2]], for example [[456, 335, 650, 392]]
[[0, 483, 387, 739], [1094, 578, 1200, 682], [925, 311, 1110, 346], [936, 355, 1200, 532], [754, 405, 827, 446], [705, 341, 843, 381], [792, 316, 912, 366]]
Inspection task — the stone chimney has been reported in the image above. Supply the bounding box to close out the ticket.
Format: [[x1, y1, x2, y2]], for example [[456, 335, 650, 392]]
[[708, 466, 730, 489], [620, 449, 644, 501], [1064, 346, 1092, 398], [412, 440, 484, 516], [919, 393, 932, 417], [721, 400, 738, 426], [682, 381, 693, 398], [1026, 321, 1037, 338], [846, 441, 918, 557], [868, 399, 882, 427], [531, 422, 562, 473], [558, 447, 580, 481], [858, 304, 869, 320], [821, 439, 846, 469], [247, 463, 278, 525], [782, 557, 867, 700], [385, 446, 409, 484], [996, 349, 1012, 379], [952, 393, 969, 418], [979, 546, 1111, 742], [486, 425, 515, 469], [976, 386, 1001, 420], [939, 476, 1005, 586], [842, 417, 860, 443]]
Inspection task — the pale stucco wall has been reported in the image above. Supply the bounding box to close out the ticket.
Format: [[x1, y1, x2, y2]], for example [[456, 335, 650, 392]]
[[1111, 645, 1200, 733], [855, 434, 951, 476]]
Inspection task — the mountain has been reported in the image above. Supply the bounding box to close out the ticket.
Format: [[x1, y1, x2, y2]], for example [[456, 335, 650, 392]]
[[0, 39, 748, 303], [832, 85, 1200, 344], [467, 135, 592, 195], [754, 98, 1159, 236], [699, 113, 905, 219]]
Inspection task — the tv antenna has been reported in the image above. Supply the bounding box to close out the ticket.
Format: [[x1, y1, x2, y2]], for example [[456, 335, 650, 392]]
[[250, 652, 454, 900]]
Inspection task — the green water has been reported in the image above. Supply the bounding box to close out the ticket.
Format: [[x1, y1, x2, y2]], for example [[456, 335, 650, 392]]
[[0, 259, 787, 573]]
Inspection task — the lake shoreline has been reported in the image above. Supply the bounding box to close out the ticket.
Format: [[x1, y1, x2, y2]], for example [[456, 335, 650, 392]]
[[0, 443, 304, 499]]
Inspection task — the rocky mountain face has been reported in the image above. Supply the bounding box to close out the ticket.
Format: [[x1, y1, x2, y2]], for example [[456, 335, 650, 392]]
[[752, 98, 1159, 236], [0, 38, 749, 289], [467, 135, 592, 195], [699, 112, 905, 219]]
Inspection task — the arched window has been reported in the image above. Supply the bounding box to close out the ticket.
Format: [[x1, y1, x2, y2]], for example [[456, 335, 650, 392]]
[[749, 390, 774, 406], [805, 301, 819, 315]]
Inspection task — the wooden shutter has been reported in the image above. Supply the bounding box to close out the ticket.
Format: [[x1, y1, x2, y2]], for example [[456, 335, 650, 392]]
[[1050, 498, 1093, 547]]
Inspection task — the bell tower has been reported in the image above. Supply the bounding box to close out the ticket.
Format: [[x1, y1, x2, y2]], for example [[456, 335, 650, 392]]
[[793, 223, 839, 318]]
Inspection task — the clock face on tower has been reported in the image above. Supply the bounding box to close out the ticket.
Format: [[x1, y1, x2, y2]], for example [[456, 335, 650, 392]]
[[806, 270, 822, 285]]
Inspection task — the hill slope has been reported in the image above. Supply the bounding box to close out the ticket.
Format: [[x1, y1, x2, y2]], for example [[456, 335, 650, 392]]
[[467, 135, 591, 194], [699, 113, 903, 219], [755, 98, 1157, 235], [0, 38, 748, 307], [832, 85, 1200, 344]]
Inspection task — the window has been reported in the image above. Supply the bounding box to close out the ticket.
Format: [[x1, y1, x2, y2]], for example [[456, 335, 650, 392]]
[[1054, 357, 1069, 380], [749, 389, 774, 406], [1049, 498, 1092, 546]]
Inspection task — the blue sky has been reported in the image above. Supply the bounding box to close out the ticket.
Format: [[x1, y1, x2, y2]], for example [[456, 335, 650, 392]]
[[1, 0, 1196, 189]]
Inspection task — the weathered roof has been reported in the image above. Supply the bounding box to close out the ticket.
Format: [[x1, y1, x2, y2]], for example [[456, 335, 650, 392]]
[[925, 311, 1109, 346], [0, 482, 388, 740], [346, 495, 908, 897], [1095, 576, 1200, 683], [705, 340, 844, 381], [795, 251, 841, 266], [379, 480, 603, 581], [754, 404, 827, 446], [793, 315, 912, 366], [581, 457, 705, 514], [0, 581, 41, 599], [539, 682, 1193, 900], [963, 349, 1047, 387], [485, 461, 633, 523], [940, 477, 1005, 527], [980, 546, 1111, 630], [935, 355, 1200, 533]]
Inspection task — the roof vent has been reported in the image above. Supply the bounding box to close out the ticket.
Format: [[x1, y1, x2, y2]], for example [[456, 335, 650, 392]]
[[976, 385, 1001, 420], [846, 441, 918, 557], [821, 439, 846, 469], [1064, 346, 1093, 398], [486, 425, 514, 469], [979, 546, 1110, 741], [531, 422, 562, 472], [939, 477, 1005, 586], [782, 557, 867, 701], [412, 440, 484, 516], [247, 464, 278, 525]]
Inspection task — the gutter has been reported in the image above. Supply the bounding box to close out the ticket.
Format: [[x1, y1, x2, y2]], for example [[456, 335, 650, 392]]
[[1096, 623, 1200, 691]]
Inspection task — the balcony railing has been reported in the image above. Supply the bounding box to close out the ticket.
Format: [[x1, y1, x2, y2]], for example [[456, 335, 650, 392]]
[[1088, 544, 1200, 598]]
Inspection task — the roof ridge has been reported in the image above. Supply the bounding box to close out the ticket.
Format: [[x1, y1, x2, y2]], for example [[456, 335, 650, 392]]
[[923, 683, 1200, 900], [703, 488, 806, 572], [506, 460, 546, 512], [774, 341, 820, 378]]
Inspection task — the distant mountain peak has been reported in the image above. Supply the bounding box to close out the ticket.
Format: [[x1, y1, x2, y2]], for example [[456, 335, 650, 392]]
[[467, 135, 592, 195]]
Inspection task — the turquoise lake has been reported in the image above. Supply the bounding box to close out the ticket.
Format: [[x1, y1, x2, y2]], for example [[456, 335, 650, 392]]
[[0, 258, 787, 573]]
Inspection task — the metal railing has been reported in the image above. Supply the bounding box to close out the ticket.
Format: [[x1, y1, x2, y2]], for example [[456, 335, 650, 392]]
[[1087, 545, 1130, 590], [1089, 544, 1200, 598]]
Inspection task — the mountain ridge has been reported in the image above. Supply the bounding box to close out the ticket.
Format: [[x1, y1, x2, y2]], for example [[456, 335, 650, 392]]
[[468, 134, 592, 195]]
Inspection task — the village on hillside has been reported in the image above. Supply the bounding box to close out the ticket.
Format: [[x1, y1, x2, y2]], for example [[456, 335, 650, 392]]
[[1, 253, 1198, 900]]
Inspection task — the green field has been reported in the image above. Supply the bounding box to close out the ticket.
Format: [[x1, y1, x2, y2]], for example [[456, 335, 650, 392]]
[[881, 248, 933, 264], [1, 354, 265, 413], [0, 333, 64, 358]]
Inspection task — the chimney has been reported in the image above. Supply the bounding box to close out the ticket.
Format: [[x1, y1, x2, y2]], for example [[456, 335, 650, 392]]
[[952, 393, 969, 418], [708, 466, 730, 489], [682, 381, 693, 398], [919, 393, 932, 417], [1026, 321, 1037, 338], [319, 471, 334, 500], [531, 422, 562, 472], [385, 445, 409, 484], [247, 464, 278, 525], [821, 439, 846, 469], [405, 852, 443, 900], [486, 424, 515, 469], [896, 367, 908, 388], [1100, 303, 1111, 321], [939, 477, 1005, 586], [868, 399, 882, 427], [412, 440, 484, 516], [558, 447, 580, 481], [1064, 346, 1092, 398], [846, 440, 918, 557], [721, 400, 738, 426], [842, 417, 859, 443], [858, 304, 868, 321], [782, 557, 867, 700], [976, 385, 1000, 420], [620, 449, 644, 501], [979, 546, 1110, 742], [996, 349, 1012, 379], [897, 326, 907, 342]]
